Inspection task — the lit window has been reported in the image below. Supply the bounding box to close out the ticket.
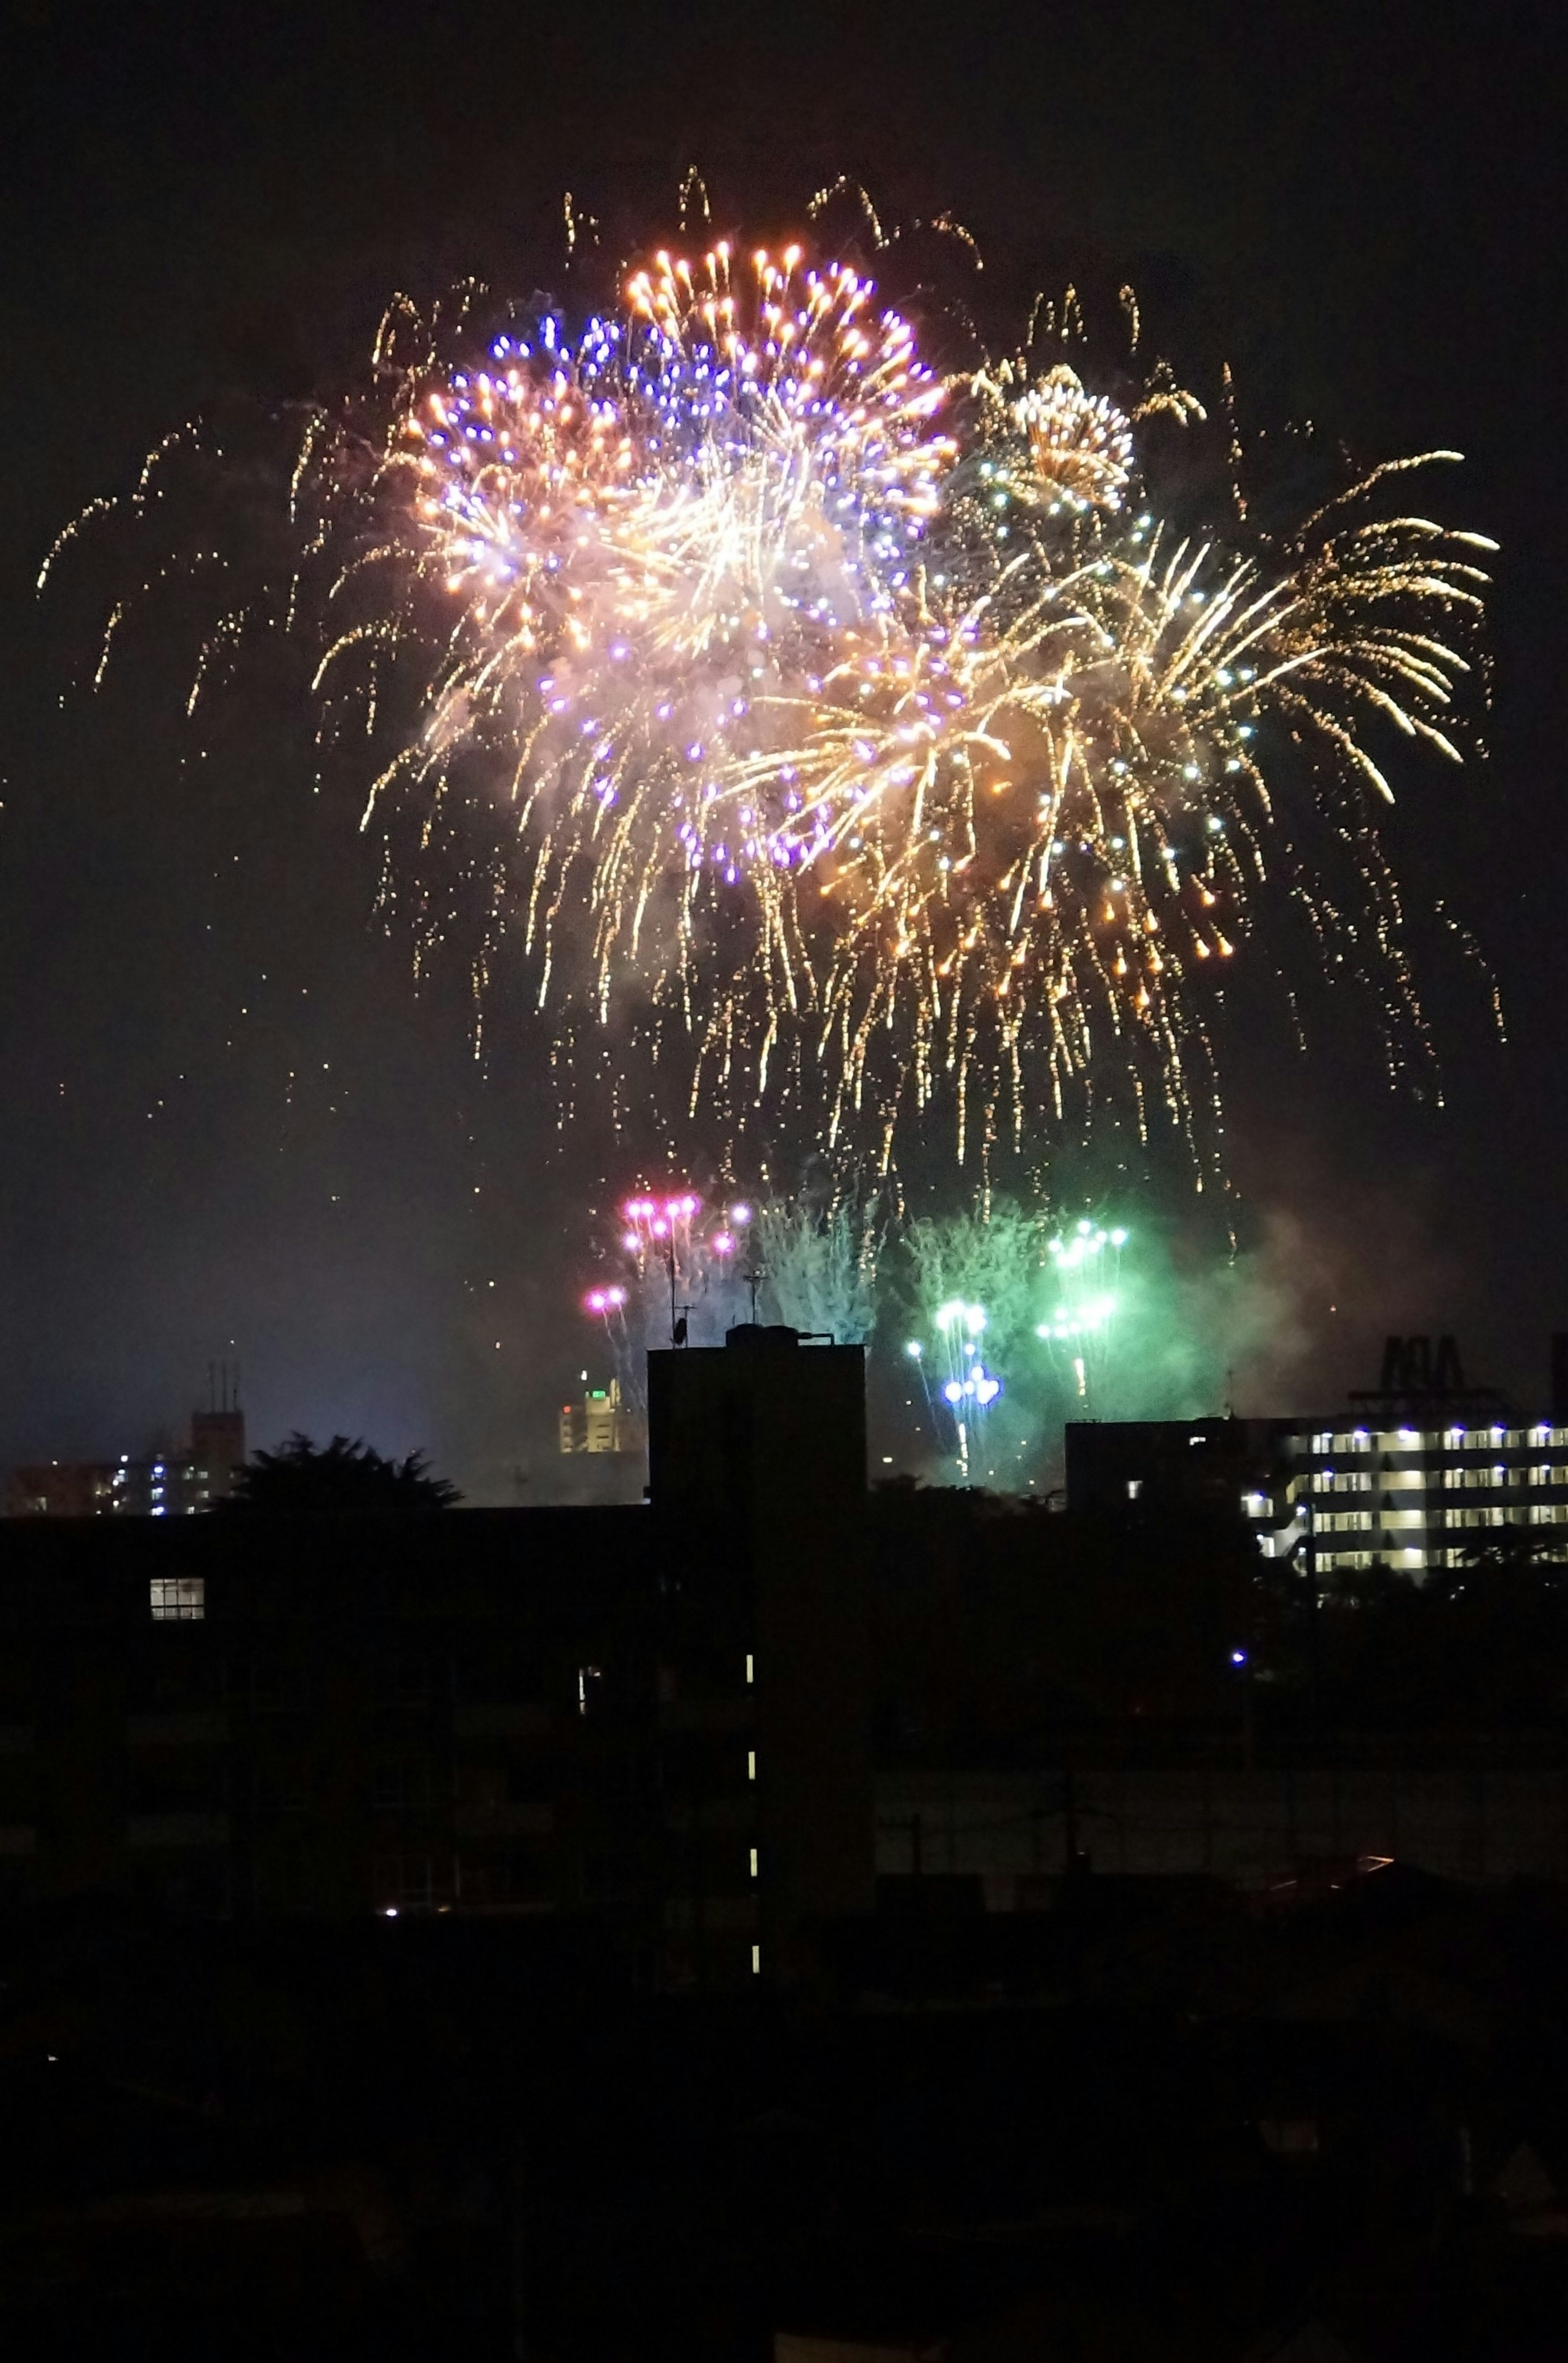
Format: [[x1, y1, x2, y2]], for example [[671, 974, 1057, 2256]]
[[751, 1944, 761, 1975], [1127, 1478, 1143, 1501], [150, 1576, 204, 1621], [745, 1653, 755, 1686], [747, 1750, 757, 1782], [749, 1847, 759, 1879]]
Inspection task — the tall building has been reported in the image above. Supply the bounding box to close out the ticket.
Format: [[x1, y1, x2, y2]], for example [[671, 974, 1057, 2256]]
[[1065, 1333, 1568, 1581], [648, 1323, 873, 1971], [558, 1377, 644, 1457]]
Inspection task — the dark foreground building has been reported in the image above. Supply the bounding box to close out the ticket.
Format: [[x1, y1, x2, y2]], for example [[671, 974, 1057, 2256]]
[[10, 1338, 1568, 2358], [0, 1327, 869, 1990]]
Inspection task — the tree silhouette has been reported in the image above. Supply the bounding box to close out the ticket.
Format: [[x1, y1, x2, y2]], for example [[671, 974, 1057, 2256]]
[[1449, 1526, 1568, 1578], [218, 1432, 461, 1513]]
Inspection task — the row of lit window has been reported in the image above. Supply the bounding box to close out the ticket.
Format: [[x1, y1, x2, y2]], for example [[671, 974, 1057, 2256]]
[[1307, 1427, 1568, 1454], [1318, 1544, 1536, 1574], [1319, 1508, 1468, 1532], [1444, 1465, 1568, 1490], [1317, 1548, 1419, 1572], [1316, 1502, 1568, 1540], [1311, 1467, 1568, 1497]]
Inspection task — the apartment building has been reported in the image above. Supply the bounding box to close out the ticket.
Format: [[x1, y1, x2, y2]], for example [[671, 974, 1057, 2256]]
[[1290, 1413, 1568, 1577], [1066, 1332, 1568, 1583]]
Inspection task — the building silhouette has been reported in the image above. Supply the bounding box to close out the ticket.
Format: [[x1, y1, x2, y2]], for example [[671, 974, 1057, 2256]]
[[0, 1329, 867, 1988]]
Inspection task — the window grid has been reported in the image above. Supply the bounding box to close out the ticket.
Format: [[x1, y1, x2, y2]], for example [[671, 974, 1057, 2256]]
[[149, 1576, 205, 1622]]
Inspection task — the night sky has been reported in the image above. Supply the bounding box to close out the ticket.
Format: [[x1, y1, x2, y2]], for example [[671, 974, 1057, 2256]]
[[1, 1, 1563, 1498]]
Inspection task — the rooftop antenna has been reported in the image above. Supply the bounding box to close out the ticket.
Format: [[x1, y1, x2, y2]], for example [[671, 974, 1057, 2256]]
[[666, 1239, 681, 1344], [1224, 1365, 1235, 1420], [742, 1263, 763, 1324]]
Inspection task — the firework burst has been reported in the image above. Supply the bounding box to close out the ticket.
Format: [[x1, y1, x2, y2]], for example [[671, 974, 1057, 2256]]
[[800, 443, 1492, 1165], [328, 244, 953, 1038], [51, 209, 1494, 1185]]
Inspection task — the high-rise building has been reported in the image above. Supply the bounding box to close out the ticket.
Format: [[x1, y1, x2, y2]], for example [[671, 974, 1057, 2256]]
[[648, 1323, 873, 1973]]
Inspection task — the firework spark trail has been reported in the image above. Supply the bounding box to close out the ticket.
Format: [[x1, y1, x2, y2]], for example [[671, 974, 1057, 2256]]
[[51, 216, 1494, 1182], [582, 1188, 880, 1405], [1035, 1217, 1128, 1408], [583, 1187, 755, 1406], [805, 466, 1490, 1165]]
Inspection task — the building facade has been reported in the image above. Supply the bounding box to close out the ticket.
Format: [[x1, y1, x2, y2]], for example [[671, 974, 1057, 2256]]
[[1065, 1334, 1568, 1583], [1284, 1412, 1568, 1579], [558, 1378, 644, 1458]]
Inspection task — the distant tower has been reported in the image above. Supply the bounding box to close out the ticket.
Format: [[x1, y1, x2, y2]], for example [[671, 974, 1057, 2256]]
[[559, 1378, 644, 1457]]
